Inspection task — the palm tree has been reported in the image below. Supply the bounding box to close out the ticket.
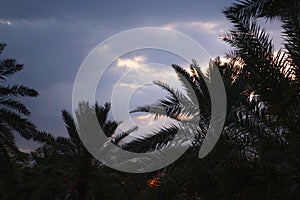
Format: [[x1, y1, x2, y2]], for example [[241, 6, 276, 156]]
[[0, 43, 39, 199], [12, 101, 154, 200], [221, 1, 300, 198], [13, 102, 130, 200], [223, 0, 300, 78], [0, 43, 39, 152], [126, 0, 300, 199]]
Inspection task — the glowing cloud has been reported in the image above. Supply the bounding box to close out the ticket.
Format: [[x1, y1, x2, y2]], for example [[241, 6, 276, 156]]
[[163, 20, 220, 34], [117, 82, 140, 89], [0, 19, 12, 26], [117, 56, 146, 70]]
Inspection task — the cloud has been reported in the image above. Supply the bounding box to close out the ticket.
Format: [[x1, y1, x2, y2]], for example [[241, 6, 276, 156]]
[[163, 24, 176, 30], [117, 56, 146, 70], [163, 20, 221, 34], [0, 19, 12, 25], [117, 82, 140, 89], [115, 54, 179, 80], [0, 0, 232, 24], [186, 21, 219, 32]]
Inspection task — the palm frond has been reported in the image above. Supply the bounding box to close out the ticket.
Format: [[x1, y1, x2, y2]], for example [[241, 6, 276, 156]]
[[62, 109, 81, 149], [0, 108, 37, 139], [0, 43, 6, 54], [223, 0, 268, 22], [0, 98, 30, 115], [0, 84, 38, 97], [0, 59, 23, 80]]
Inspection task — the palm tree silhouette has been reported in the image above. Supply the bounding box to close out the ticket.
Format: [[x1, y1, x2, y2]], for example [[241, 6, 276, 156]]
[[127, 0, 300, 198], [20, 102, 132, 200], [0, 43, 39, 199], [0, 43, 39, 153]]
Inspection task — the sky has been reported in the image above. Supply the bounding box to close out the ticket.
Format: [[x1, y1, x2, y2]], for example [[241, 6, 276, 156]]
[[0, 0, 283, 150]]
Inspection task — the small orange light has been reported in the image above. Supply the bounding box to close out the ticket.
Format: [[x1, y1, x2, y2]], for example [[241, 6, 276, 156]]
[[148, 178, 160, 187]]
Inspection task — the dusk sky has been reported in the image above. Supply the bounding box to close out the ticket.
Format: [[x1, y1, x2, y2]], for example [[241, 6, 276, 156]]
[[0, 0, 283, 150]]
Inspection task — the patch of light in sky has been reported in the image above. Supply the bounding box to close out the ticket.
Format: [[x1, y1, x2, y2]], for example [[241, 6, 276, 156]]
[[94, 49, 208, 138], [95, 49, 197, 120]]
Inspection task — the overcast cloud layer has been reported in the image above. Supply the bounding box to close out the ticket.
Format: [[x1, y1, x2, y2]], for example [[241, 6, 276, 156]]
[[0, 0, 283, 150]]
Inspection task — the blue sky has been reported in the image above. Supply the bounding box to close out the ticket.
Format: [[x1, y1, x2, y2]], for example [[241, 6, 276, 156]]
[[0, 0, 283, 150]]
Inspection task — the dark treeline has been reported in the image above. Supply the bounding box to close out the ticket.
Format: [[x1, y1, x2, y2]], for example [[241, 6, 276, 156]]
[[1, 0, 300, 199]]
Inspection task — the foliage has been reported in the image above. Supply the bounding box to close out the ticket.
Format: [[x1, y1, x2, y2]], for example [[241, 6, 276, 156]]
[[126, 0, 300, 199], [0, 43, 39, 199]]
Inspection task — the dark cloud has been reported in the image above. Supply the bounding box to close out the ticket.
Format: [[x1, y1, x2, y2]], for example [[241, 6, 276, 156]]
[[1, 0, 234, 22]]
